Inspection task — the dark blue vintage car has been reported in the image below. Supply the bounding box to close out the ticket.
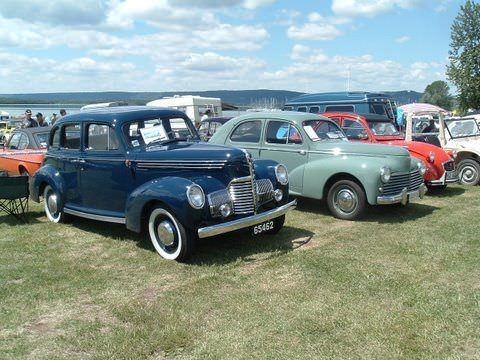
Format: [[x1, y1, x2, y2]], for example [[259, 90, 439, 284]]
[[30, 107, 296, 261]]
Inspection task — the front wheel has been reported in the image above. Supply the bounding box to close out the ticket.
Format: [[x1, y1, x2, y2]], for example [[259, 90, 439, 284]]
[[148, 206, 194, 261], [43, 185, 65, 223], [327, 180, 366, 220], [458, 159, 480, 186]]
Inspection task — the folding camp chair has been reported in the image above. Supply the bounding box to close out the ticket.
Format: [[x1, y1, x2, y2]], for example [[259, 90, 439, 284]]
[[0, 175, 29, 222]]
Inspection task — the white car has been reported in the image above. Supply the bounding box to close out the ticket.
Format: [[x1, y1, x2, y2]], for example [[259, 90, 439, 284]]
[[406, 113, 480, 186]]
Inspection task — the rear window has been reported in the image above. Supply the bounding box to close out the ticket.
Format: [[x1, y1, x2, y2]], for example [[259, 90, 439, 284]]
[[35, 133, 49, 148], [325, 105, 354, 112], [230, 120, 262, 143]]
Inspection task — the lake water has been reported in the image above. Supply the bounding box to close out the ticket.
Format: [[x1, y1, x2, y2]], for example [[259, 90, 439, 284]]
[[0, 104, 247, 119]]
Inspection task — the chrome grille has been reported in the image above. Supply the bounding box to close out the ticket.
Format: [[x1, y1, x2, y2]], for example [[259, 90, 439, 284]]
[[255, 179, 274, 205], [229, 176, 255, 214], [382, 169, 424, 196], [443, 160, 455, 172]]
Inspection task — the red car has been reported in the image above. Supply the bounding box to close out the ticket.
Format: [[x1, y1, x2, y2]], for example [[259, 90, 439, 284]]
[[323, 112, 458, 189], [0, 127, 50, 176]]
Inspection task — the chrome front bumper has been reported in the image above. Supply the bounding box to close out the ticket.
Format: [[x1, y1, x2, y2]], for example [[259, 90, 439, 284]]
[[427, 170, 459, 186], [377, 184, 427, 205], [197, 200, 297, 238]]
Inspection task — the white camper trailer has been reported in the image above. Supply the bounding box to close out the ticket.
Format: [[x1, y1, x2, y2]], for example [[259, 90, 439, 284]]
[[146, 95, 222, 127]]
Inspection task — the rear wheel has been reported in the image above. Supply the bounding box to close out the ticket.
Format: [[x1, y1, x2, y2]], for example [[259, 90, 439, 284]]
[[327, 180, 366, 220], [458, 159, 480, 186], [148, 206, 194, 261], [43, 185, 65, 223]]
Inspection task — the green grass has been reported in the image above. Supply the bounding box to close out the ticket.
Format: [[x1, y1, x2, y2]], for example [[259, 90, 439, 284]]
[[1, 185, 479, 359]]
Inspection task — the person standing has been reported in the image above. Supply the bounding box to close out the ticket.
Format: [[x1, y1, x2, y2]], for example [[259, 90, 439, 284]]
[[24, 109, 39, 128], [36, 112, 47, 127], [201, 109, 212, 122]]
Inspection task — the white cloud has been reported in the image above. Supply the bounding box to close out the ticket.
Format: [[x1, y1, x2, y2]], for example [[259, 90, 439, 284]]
[[0, 0, 108, 25], [287, 12, 342, 41], [169, 0, 276, 9], [332, 0, 423, 18], [395, 35, 410, 43], [288, 23, 342, 41], [261, 45, 444, 92]]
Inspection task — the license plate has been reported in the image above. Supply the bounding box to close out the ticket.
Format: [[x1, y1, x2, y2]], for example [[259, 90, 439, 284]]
[[446, 171, 457, 180], [253, 220, 274, 235]]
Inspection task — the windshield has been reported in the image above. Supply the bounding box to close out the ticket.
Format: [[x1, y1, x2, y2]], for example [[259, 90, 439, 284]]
[[413, 118, 439, 134], [123, 116, 198, 147], [368, 121, 400, 136], [446, 119, 480, 138], [302, 119, 346, 141]]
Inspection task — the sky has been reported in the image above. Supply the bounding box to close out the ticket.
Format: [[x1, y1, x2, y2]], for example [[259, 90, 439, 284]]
[[0, 0, 464, 94]]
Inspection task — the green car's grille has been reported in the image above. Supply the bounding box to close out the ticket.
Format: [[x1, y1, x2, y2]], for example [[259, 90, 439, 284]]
[[382, 169, 424, 196]]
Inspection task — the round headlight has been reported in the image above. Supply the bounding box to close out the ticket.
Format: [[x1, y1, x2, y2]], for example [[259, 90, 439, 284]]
[[451, 150, 458, 159], [275, 164, 289, 185], [428, 151, 435, 163], [417, 161, 426, 175], [380, 166, 391, 183], [186, 184, 205, 209]]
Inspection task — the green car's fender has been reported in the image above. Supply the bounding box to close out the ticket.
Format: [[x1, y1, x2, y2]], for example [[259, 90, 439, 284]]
[[302, 154, 384, 205]]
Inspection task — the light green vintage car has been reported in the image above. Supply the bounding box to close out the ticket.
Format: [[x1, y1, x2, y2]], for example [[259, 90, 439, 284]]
[[209, 112, 427, 220]]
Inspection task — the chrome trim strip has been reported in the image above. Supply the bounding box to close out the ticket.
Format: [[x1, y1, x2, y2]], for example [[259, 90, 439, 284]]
[[377, 184, 427, 205], [197, 200, 297, 238], [64, 207, 126, 224]]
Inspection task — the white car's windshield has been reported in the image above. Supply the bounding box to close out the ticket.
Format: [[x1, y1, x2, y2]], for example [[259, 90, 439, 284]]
[[446, 119, 480, 138], [368, 121, 400, 136], [303, 119, 346, 141]]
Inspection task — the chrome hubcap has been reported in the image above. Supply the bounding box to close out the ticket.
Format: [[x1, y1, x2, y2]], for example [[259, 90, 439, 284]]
[[157, 220, 175, 247], [335, 188, 357, 214], [47, 192, 58, 215], [461, 166, 477, 183]]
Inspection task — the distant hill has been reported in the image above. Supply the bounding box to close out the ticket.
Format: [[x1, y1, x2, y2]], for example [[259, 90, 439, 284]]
[[0, 89, 422, 107]]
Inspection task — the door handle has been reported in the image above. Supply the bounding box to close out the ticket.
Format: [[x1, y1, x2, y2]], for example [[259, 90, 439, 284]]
[[71, 158, 86, 163], [298, 150, 307, 155]]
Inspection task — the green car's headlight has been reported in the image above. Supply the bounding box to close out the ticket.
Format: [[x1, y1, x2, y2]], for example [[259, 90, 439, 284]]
[[380, 166, 391, 183], [417, 161, 426, 175]]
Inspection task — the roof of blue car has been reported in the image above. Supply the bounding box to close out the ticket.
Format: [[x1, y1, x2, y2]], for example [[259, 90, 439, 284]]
[[286, 92, 392, 105], [55, 106, 185, 125]]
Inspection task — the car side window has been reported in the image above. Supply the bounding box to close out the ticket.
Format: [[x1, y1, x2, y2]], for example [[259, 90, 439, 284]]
[[266, 121, 302, 145], [62, 123, 81, 150], [7, 132, 22, 150], [86, 124, 119, 151], [297, 106, 307, 112], [50, 127, 60, 149], [18, 133, 29, 150], [342, 119, 368, 140], [230, 120, 262, 143], [308, 106, 320, 113]]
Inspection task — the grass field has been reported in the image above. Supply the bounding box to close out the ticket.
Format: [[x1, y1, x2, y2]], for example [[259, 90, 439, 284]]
[[1, 185, 479, 359]]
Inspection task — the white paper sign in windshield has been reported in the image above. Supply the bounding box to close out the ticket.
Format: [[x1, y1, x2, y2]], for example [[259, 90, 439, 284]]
[[140, 125, 168, 144], [304, 125, 320, 141]]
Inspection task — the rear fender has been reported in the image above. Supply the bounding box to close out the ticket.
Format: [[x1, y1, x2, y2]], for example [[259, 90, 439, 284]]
[[30, 165, 66, 204]]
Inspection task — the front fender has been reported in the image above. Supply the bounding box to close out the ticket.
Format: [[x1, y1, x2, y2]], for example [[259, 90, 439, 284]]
[[303, 156, 384, 204], [29, 164, 66, 204], [125, 176, 201, 233]]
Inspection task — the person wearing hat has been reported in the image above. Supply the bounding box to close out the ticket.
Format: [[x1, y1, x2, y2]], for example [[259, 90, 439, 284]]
[[36, 112, 47, 127], [24, 109, 39, 128]]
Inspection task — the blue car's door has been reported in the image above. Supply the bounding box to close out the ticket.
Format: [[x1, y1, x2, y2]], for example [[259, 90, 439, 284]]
[[78, 123, 133, 216], [58, 122, 82, 206]]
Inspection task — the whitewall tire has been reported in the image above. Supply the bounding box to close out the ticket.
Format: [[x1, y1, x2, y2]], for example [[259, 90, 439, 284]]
[[148, 206, 193, 261], [44, 185, 65, 223]]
